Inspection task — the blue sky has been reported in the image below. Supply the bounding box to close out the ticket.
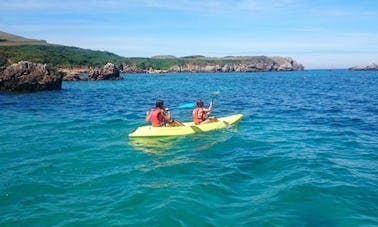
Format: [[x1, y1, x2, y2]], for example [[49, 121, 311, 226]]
[[1, 0, 377, 69]]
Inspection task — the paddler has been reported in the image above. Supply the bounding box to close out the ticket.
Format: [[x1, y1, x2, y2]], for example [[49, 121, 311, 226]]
[[192, 99, 218, 124], [146, 100, 183, 127]]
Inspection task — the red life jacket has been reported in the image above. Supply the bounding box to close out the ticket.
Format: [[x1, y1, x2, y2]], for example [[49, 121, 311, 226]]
[[150, 108, 163, 127], [192, 107, 207, 124]]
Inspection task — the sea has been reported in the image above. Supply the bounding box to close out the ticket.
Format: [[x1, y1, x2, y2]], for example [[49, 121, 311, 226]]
[[0, 70, 377, 226]]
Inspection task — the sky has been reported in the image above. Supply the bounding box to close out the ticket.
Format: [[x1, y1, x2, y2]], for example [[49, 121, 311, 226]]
[[1, 0, 377, 69]]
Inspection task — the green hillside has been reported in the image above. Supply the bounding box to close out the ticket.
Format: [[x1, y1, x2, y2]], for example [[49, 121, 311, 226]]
[[0, 32, 128, 67], [0, 45, 129, 67], [0, 38, 240, 69], [0, 31, 303, 71]]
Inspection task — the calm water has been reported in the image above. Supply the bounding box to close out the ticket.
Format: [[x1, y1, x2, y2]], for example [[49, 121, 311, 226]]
[[1, 70, 377, 226]]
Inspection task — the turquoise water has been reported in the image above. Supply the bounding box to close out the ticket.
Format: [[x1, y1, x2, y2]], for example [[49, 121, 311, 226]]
[[1, 70, 377, 226]]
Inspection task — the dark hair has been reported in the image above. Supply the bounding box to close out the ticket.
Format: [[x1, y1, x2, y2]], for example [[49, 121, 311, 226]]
[[196, 99, 204, 107], [156, 100, 164, 109]]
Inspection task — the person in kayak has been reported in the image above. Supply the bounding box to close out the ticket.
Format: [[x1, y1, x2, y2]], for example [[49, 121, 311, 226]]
[[192, 99, 218, 124], [146, 100, 183, 127]]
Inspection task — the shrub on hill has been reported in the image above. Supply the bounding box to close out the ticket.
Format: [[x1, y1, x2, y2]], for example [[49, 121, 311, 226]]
[[0, 45, 127, 68]]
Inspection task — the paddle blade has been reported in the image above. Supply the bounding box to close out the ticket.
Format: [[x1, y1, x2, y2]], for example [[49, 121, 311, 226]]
[[176, 102, 196, 109], [212, 91, 220, 96]]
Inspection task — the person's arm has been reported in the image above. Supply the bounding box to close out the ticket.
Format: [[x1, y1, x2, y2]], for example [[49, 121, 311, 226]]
[[162, 108, 171, 121], [146, 110, 152, 121], [204, 101, 213, 112]]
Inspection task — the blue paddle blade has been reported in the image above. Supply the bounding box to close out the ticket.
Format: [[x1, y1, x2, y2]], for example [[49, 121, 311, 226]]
[[176, 102, 196, 109]]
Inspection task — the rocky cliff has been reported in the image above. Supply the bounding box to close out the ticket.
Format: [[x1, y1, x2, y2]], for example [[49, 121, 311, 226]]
[[60, 56, 305, 78], [124, 56, 304, 73], [170, 57, 303, 73]]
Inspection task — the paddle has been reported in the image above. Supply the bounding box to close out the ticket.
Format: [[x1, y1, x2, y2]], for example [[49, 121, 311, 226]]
[[211, 91, 220, 103], [208, 91, 219, 116], [175, 91, 220, 109], [176, 102, 196, 109]]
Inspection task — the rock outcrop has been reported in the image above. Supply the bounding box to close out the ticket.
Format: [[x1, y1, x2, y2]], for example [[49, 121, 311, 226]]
[[349, 63, 378, 71], [61, 67, 89, 81], [88, 63, 122, 80], [165, 56, 303, 73], [122, 64, 144, 73], [63, 74, 88, 81], [0, 61, 63, 92]]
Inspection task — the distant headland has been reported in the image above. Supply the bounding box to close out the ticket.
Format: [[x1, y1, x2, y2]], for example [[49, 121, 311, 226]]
[[348, 63, 378, 71]]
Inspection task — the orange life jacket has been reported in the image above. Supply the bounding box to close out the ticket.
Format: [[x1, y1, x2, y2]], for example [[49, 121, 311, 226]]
[[150, 108, 163, 127], [192, 107, 207, 124]]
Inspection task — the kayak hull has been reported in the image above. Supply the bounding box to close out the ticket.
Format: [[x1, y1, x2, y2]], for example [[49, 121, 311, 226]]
[[129, 113, 243, 137]]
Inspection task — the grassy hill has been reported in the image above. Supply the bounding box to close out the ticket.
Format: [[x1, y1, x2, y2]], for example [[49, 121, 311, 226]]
[[0, 31, 48, 46], [0, 32, 241, 69], [0, 31, 303, 71], [0, 45, 130, 67], [0, 31, 130, 67], [0, 32, 227, 69]]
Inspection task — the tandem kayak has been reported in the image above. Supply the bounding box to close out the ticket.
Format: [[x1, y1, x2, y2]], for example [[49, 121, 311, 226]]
[[128, 113, 243, 138]]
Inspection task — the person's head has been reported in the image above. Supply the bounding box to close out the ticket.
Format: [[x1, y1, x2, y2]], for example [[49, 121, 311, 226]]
[[156, 100, 164, 109], [196, 99, 204, 107]]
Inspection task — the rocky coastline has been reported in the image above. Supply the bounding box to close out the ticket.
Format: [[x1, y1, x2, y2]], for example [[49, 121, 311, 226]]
[[0, 61, 122, 91], [61, 63, 122, 81], [61, 56, 304, 80], [144, 56, 304, 73], [0, 56, 305, 92]]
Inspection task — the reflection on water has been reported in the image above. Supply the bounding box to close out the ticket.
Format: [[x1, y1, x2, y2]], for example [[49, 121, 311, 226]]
[[187, 129, 236, 152], [128, 137, 181, 154], [129, 127, 237, 155]]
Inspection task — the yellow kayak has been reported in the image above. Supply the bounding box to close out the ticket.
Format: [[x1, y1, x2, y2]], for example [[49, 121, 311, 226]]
[[129, 113, 243, 137]]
